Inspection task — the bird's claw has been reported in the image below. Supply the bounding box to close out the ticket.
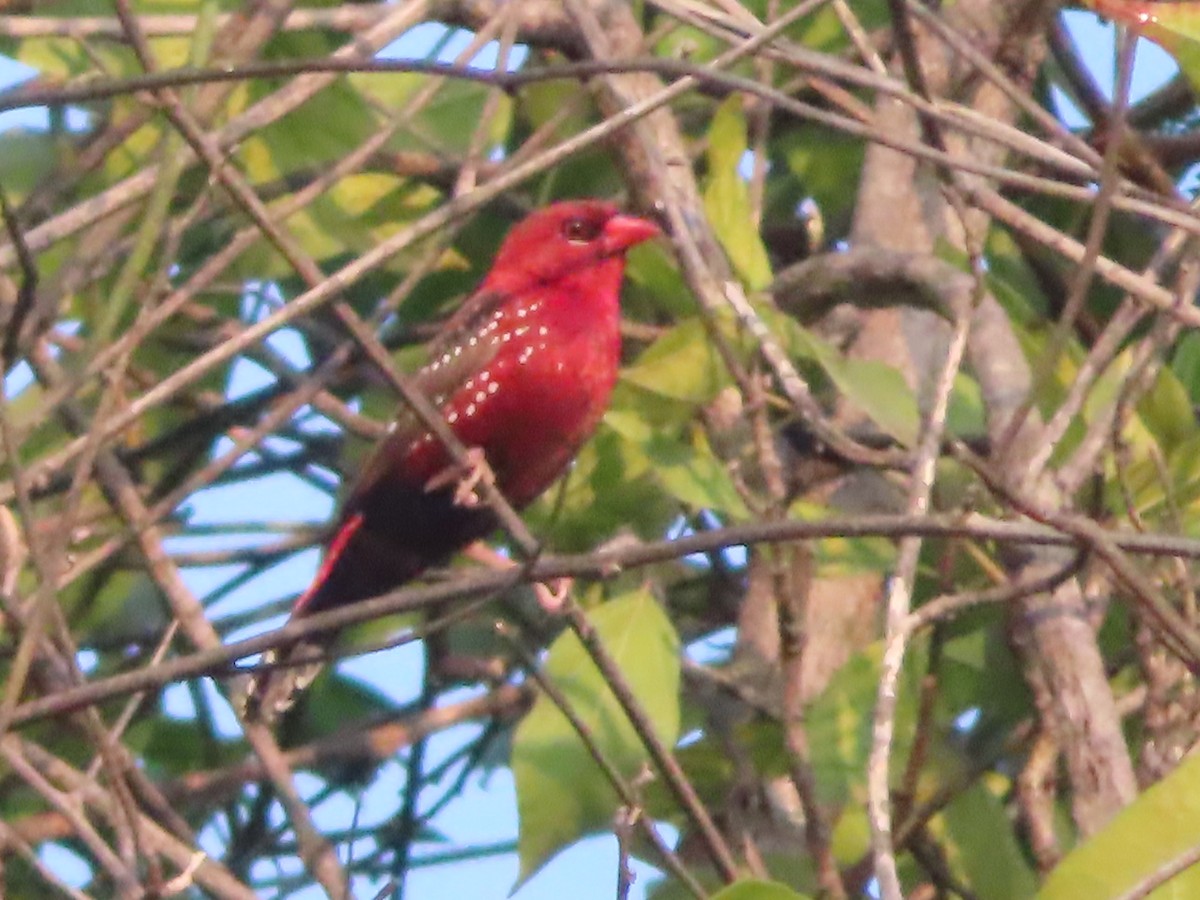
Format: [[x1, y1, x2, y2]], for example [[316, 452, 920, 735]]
[[534, 577, 572, 613], [462, 542, 572, 612], [426, 446, 495, 508]]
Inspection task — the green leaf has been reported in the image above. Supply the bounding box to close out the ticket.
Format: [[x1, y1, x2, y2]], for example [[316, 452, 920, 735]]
[[947, 373, 987, 439], [1086, 1, 1200, 91], [128, 717, 243, 778], [512, 588, 681, 885], [806, 639, 924, 806], [72, 571, 171, 649], [622, 318, 729, 403], [519, 77, 596, 137], [606, 413, 750, 520], [1040, 749, 1200, 899], [654, 25, 726, 63], [938, 615, 1030, 728], [789, 502, 896, 575], [664, 641, 922, 821], [779, 127, 865, 227], [711, 880, 811, 900], [624, 241, 696, 319], [353, 73, 513, 155], [1108, 431, 1200, 529], [985, 228, 1051, 323], [940, 782, 1038, 899], [790, 327, 921, 446], [248, 76, 377, 180], [1173, 332, 1200, 404], [284, 173, 403, 260], [703, 96, 773, 290], [0, 130, 61, 200], [526, 425, 676, 550], [13, 31, 96, 79], [654, 426, 751, 520], [295, 669, 398, 746], [1138, 366, 1197, 455], [831, 804, 871, 867]]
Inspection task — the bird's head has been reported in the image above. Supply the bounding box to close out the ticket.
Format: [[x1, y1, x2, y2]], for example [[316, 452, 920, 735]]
[[482, 200, 660, 296]]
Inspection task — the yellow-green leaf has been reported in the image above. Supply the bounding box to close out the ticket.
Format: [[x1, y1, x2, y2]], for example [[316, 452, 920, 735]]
[[622, 318, 729, 403], [711, 881, 811, 900], [1086, 1, 1200, 90], [791, 327, 921, 447], [1041, 749, 1200, 899], [703, 96, 773, 290], [512, 588, 681, 886]]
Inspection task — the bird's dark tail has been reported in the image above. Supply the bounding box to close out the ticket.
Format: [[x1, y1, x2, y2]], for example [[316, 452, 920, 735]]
[[240, 641, 326, 725]]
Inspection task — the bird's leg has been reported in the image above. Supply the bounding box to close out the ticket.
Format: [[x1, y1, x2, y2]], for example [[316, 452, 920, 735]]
[[425, 446, 496, 508], [462, 543, 573, 613]]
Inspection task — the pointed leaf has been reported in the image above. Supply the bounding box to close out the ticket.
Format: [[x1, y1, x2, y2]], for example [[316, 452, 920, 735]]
[[512, 588, 681, 885], [704, 96, 773, 290], [1086, 1, 1200, 90], [1041, 750, 1200, 899], [606, 413, 750, 520], [939, 782, 1038, 899], [791, 327, 921, 446], [622, 318, 729, 403], [711, 881, 811, 900]]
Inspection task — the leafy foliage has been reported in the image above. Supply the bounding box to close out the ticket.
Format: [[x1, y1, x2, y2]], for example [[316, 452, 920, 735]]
[[513, 588, 681, 882], [2, 3, 1200, 900]]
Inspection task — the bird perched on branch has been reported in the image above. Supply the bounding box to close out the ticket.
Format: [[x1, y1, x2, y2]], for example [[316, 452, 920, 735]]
[[243, 200, 660, 723]]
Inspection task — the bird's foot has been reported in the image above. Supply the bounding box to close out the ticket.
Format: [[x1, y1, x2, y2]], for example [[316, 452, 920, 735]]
[[462, 543, 572, 612], [533, 577, 572, 613], [426, 446, 495, 508]]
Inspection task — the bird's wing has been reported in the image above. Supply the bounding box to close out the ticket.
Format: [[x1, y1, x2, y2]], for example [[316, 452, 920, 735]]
[[340, 285, 514, 511], [284, 285, 514, 617], [425, 281, 514, 363]]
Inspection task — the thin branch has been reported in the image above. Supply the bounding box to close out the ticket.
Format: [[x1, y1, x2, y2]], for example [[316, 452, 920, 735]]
[[960, 446, 1200, 671], [12, 508, 1200, 728], [0, 738, 143, 898], [0, 5, 396, 39], [18, 738, 257, 900], [0, 186, 37, 368], [1001, 27, 1140, 476], [868, 255, 973, 900]]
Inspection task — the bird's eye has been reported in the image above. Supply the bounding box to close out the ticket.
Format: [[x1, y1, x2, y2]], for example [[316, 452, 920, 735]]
[[562, 218, 603, 244]]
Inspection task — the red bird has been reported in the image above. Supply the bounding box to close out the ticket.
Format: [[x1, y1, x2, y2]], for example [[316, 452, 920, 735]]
[[245, 200, 660, 721]]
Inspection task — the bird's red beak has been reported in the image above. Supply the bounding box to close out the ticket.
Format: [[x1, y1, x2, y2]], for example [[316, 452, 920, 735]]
[[603, 214, 661, 253]]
